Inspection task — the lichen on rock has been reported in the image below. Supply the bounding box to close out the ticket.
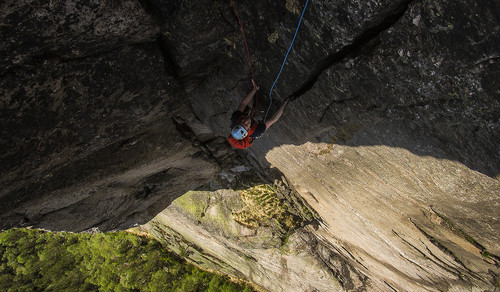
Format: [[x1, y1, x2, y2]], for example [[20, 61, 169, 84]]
[[233, 184, 299, 232], [1, 0, 499, 291]]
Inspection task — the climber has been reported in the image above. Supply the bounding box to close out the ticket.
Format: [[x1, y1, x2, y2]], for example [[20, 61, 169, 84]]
[[228, 80, 290, 149]]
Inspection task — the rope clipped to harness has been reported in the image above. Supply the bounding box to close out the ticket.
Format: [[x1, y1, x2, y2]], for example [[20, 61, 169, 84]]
[[230, 0, 258, 112], [266, 0, 310, 121]]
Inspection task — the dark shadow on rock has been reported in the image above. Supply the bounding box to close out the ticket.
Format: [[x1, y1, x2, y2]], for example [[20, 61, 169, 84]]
[[0, 0, 498, 235], [192, 0, 500, 179]]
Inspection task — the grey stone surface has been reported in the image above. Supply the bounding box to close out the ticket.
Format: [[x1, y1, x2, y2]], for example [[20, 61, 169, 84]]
[[1, 0, 499, 290]]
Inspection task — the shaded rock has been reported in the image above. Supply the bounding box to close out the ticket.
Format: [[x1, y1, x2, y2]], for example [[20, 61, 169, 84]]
[[0, 0, 158, 75], [0, 0, 499, 291], [0, 41, 212, 231], [174, 0, 500, 178]]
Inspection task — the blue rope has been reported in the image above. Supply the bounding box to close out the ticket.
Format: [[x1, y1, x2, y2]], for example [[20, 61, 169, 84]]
[[265, 0, 310, 121]]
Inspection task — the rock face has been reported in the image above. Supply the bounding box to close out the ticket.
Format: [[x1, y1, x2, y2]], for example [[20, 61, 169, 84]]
[[0, 0, 222, 231], [137, 187, 358, 292], [1, 0, 499, 291], [266, 135, 499, 291]]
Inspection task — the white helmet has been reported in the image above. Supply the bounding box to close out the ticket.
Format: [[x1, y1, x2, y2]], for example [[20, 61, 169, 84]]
[[231, 124, 248, 140]]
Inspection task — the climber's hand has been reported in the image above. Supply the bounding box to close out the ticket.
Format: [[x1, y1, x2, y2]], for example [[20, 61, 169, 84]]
[[252, 79, 260, 91]]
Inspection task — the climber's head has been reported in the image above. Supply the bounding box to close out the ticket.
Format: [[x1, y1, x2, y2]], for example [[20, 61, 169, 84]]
[[231, 124, 248, 140], [241, 116, 252, 130]]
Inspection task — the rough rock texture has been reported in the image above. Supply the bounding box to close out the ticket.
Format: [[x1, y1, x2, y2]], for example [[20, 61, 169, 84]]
[[1, 0, 499, 291], [266, 130, 499, 291], [136, 187, 357, 292], [0, 0, 220, 231], [0, 0, 158, 75]]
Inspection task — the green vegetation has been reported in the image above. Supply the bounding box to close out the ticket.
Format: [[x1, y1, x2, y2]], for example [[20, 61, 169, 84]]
[[174, 191, 210, 221], [233, 184, 299, 231], [481, 250, 492, 258], [0, 228, 254, 292]]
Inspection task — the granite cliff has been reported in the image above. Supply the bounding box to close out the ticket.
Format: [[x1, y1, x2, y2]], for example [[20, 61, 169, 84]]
[[1, 0, 499, 291]]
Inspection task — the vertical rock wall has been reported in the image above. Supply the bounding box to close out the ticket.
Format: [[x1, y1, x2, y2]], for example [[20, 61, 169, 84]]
[[0, 0, 223, 231], [266, 129, 499, 290], [1, 0, 499, 290], [144, 0, 500, 290]]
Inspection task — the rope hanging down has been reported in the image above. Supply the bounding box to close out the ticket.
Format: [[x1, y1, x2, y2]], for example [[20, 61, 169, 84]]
[[230, 0, 258, 111], [265, 0, 310, 121]]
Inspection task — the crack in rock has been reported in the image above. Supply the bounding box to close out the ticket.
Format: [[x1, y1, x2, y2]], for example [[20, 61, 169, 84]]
[[289, 0, 415, 101]]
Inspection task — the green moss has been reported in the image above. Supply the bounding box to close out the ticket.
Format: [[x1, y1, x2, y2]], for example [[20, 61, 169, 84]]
[[243, 255, 257, 262], [209, 202, 236, 233], [464, 234, 476, 245], [334, 85, 345, 93], [175, 192, 241, 236], [173, 191, 210, 221], [279, 233, 292, 254]]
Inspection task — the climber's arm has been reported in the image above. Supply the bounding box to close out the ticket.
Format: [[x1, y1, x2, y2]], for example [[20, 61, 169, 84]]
[[265, 98, 290, 129], [237, 80, 260, 112]]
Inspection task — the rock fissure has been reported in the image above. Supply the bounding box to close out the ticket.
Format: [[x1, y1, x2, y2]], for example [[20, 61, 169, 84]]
[[88, 219, 111, 231], [383, 281, 398, 292], [1, 39, 162, 79], [390, 96, 464, 113], [470, 55, 500, 68], [315, 237, 369, 290], [410, 219, 487, 283], [318, 97, 359, 123], [418, 239, 478, 284], [1, 0, 499, 290], [340, 245, 369, 271], [391, 230, 437, 273], [287, 0, 415, 101], [429, 206, 500, 264], [157, 36, 180, 78]]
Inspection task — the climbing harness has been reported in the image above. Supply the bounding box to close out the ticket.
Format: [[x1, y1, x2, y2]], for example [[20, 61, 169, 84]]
[[266, 0, 310, 121], [230, 0, 259, 112]]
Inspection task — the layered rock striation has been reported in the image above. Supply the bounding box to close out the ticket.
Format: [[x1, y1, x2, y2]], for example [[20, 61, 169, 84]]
[[1, 0, 499, 290]]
